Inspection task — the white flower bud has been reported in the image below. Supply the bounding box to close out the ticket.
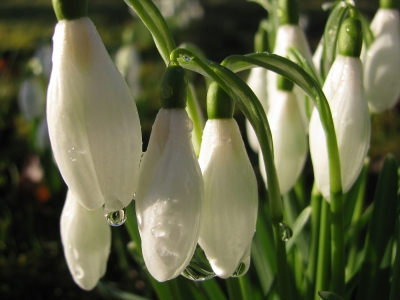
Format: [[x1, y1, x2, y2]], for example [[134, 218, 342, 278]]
[[47, 17, 142, 211], [363, 9, 400, 113], [61, 191, 111, 291], [246, 67, 268, 153], [198, 119, 258, 278], [309, 55, 371, 198], [268, 25, 313, 130], [259, 90, 308, 195], [135, 108, 203, 282]]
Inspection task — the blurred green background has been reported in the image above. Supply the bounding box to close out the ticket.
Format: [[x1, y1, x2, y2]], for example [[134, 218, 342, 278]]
[[0, 0, 398, 299]]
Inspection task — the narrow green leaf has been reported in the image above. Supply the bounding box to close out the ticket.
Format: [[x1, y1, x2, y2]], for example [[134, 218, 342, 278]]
[[389, 216, 400, 300], [124, 0, 176, 64], [286, 206, 311, 253], [356, 154, 399, 300], [287, 46, 322, 86], [97, 281, 151, 300], [199, 279, 227, 300], [318, 291, 345, 300]]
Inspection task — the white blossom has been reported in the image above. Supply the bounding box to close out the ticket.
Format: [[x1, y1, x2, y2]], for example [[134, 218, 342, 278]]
[[363, 8, 400, 113], [259, 90, 308, 195], [309, 55, 371, 198], [18, 77, 46, 121], [115, 44, 141, 99], [47, 17, 142, 211], [61, 190, 111, 290], [135, 108, 203, 282], [198, 119, 258, 278], [246, 67, 268, 153]]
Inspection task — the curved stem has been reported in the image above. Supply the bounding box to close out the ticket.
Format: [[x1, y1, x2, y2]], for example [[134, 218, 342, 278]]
[[124, 0, 176, 64]]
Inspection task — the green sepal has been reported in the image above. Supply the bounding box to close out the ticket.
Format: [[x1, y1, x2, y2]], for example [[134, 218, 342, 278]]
[[380, 0, 400, 9], [160, 64, 188, 109], [52, 0, 87, 21], [338, 16, 363, 57], [278, 0, 300, 25], [206, 81, 234, 119]]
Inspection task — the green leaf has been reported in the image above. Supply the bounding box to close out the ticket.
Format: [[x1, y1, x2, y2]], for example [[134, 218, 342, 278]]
[[97, 281, 151, 300], [286, 206, 311, 253], [389, 216, 400, 300], [124, 0, 176, 64], [199, 279, 227, 300], [356, 154, 399, 300], [318, 291, 345, 300]]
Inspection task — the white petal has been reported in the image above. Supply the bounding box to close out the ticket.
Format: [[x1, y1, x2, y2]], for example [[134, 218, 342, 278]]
[[259, 90, 308, 195], [60, 190, 111, 290], [136, 108, 203, 282], [47, 18, 142, 211], [198, 119, 258, 278], [246, 67, 268, 153], [268, 25, 313, 130], [364, 9, 400, 113], [309, 56, 371, 198]]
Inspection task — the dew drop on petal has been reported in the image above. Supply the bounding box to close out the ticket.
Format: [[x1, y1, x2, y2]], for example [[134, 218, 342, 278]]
[[74, 266, 84, 279], [103, 206, 127, 226]]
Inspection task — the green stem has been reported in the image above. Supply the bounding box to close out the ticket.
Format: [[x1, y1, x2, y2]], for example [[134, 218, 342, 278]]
[[304, 184, 322, 299], [124, 0, 176, 64], [186, 83, 204, 157], [315, 198, 331, 299], [330, 192, 345, 296]]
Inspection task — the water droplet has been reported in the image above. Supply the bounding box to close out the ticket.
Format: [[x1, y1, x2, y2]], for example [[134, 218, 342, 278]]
[[183, 55, 191, 61], [181, 245, 216, 281], [161, 84, 173, 99], [279, 222, 293, 242], [156, 243, 178, 266], [104, 206, 127, 226], [231, 261, 246, 277], [151, 226, 166, 238], [74, 266, 84, 279], [181, 262, 216, 281]]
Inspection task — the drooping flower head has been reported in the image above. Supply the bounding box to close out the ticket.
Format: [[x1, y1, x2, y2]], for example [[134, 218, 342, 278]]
[[47, 0, 142, 213], [309, 16, 371, 198], [198, 82, 258, 278], [135, 64, 204, 282], [61, 190, 111, 291], [363, 2, 400, 113], [259, 84, 308, 195]]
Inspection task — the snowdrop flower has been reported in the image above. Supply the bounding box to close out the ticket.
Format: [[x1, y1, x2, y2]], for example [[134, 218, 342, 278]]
[[246, 67, 268, 153], [309, 17, 371, 198], [363, 6, 400, 113], [135, 65, 204, 282], [18, 77, 46, 121], [61, 190, 111, 291], [198, 83, 257, 278], [268, 1, 314, 131], [47, 0, 142, 212], [259, 89, 308, 195]]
